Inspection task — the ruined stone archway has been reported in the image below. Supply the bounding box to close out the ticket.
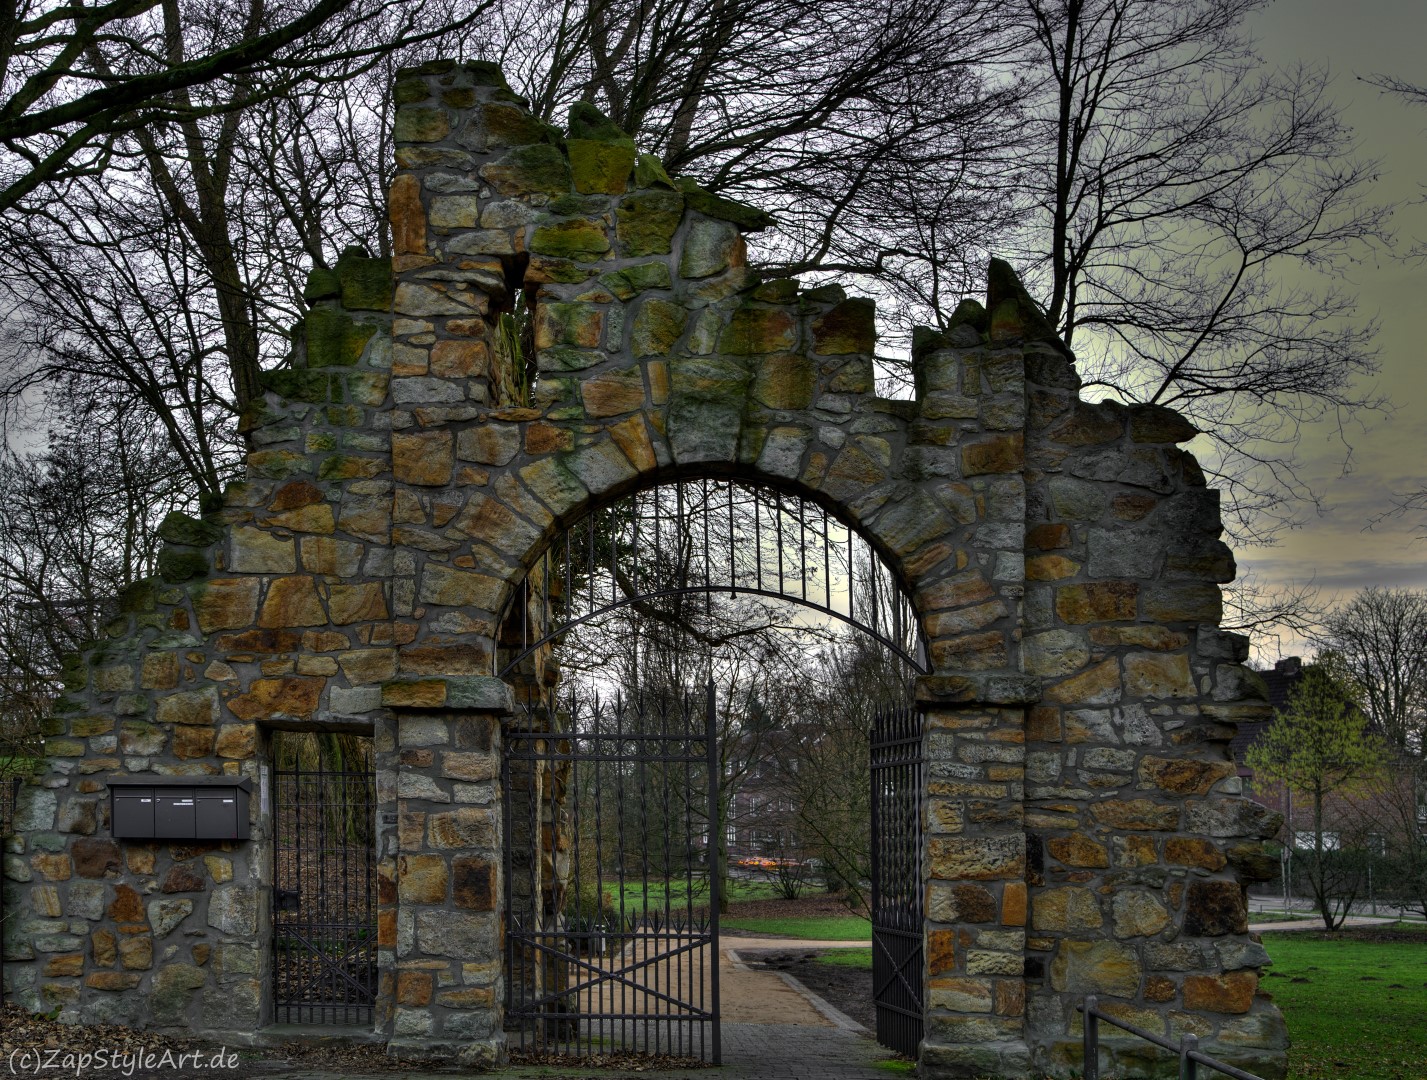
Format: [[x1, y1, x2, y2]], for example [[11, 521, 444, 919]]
[[1, 58, 1286, 1080]]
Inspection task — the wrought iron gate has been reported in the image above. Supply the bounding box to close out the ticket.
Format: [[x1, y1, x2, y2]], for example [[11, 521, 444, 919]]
[[272, 747, 377, 1024], [870, 702, 925, 1058], [503, 684, 721, 1063]]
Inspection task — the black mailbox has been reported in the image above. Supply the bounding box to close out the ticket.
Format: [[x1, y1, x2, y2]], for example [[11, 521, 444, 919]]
[[108, 776, 251, 840]]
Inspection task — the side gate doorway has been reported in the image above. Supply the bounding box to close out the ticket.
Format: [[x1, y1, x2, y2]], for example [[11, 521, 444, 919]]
[[870, 703, 925, 1058], [502, 684, 722, 1063], [271, 733, 378, 1025]]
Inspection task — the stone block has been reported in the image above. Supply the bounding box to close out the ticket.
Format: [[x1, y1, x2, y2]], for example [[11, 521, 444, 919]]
[[399, 854, 449, 904], [191, 578, 261, 634], [1111, 890, 1170, 938], [1031, 887, 1102, 931], [415, 910, 498, 961], [617, 190, 684, 256], [1182, 971, 1256, 1014], [929, 836, 1025, 881], [1089, 799, 1179, 831], [1046, 834, 1109, 868], [393, 430, 455, 486], [428, 808, 498, 849], [1049, 940, 1140, 998], [452, 856, 497, 911], [1124, 652, 1196, 699], [1183, 880, 1247, 937], [148, 898, 192, 938]]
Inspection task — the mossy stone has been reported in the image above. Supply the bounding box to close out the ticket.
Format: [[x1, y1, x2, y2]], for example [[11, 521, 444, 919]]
[[157, 549, 209, 583], [674, 178, 772, 231], [530, 219, 610, 260], [305, 308, 377, 367], [567, 102, 629, 142], [393, 79, 429, 105], [717, 306, 797, 355], [633, 154, 675, 189], [261, 369, 332, 403], [303, 267, 341, 302], [393, 106, 450, 144], [599, 262, 673, 300], [481, 144, 571, 195], [811, 298, 876, 355], [617, 190, 684, 257], [569, 140, 637, 195], [631, 299, 687, 357], [114, 580, 157, 617], [752, 279, 798, 303], [335, 248, 392, 311], [483, 104, 555, 148], [463, 60, 510, 87], [158, 511, 223, 548], [549, 194, 607, 216]]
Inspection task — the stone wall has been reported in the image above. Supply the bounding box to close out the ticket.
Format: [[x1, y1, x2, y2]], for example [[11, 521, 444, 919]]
[[0, 57, 1285, 1078]]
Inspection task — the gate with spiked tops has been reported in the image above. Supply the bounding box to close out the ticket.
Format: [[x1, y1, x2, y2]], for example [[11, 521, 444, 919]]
[[502, 684, 722, 1062], [870, 702, 926, 1058]]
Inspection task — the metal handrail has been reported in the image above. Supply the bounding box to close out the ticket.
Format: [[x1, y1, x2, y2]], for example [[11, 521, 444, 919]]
[[1079, 995, 1267, 1080]]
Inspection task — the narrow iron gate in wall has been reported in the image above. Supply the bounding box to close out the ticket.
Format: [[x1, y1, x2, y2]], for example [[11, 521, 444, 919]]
[[272, 738, 378, 1024], [870, 703, 925, 1058], [503, 685, 721, 1063]]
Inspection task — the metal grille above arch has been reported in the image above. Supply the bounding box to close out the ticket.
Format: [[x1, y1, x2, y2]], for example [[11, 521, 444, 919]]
[[496, 477, 930, 679]]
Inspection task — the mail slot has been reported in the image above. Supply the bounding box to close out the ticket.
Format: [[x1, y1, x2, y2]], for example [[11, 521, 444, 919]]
[[108, 777, 251, 840]]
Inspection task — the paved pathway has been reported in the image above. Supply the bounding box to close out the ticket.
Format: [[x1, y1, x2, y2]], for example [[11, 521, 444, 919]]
[[1250, 914, 1421, 932]]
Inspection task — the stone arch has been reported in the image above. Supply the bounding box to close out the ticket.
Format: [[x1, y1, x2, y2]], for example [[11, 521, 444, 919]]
[[1, 56, 1288, 1080], [493, 471, 932, 683]]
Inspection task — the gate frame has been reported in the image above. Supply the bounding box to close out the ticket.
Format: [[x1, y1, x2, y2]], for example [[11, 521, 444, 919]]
[[870, 702, 926, 1058], [501, 683, 722, 1063], [270, 738, 379, 1027]]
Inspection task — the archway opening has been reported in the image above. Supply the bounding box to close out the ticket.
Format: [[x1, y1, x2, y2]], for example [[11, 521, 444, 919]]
[[495, 477, 929, 1068]]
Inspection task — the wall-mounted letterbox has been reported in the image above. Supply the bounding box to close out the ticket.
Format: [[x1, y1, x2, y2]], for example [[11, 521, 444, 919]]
[[108, 776, 252, 840]]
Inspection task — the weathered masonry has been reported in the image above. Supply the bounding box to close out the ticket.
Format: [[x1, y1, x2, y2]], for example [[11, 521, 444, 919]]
[[1, 60, 1287, 1078]]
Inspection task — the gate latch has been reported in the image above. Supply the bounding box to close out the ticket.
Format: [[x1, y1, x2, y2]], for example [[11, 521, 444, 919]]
[[274, 888, 301, 913]]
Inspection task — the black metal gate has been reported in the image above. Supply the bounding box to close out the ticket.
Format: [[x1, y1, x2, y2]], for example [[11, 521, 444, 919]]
[[870, 702, 924, 1058], [272, 745, 377, 1025], [503, 684, 721, 1063]]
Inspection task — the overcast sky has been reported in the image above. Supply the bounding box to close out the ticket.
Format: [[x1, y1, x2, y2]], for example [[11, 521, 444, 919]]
[[1219, 0, 1427, 659]]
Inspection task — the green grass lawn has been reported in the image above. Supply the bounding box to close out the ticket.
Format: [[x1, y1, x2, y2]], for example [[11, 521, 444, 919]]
[[815, 947, 873, 969], [604, 876, 783, 913], [721, 914, 871, 940], [1263, 929, 1427, 1079]]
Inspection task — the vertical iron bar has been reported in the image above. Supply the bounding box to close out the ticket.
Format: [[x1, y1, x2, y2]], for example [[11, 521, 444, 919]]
[[1181, 1033, 1199, 1080], [774, 490, 784, 596], [705, 680, 721, 1065], [1085, 996, 1100, 1080]]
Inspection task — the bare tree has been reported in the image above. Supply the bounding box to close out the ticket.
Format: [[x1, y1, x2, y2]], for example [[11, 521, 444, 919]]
[[483, 0, 1023, 288], [1315, 588, 1427, 757], [993, 0, 1391, 543], [0, 0, 494, 214], [1347, 758, 1427, 922], [0, 1, 487, 508], [1246, 664, 1389, 929], [0, 403, 187, 758], [772, 631, 910, 911]]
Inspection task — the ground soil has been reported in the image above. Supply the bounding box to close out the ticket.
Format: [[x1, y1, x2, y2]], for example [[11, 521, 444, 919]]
[[1267, 923, 1427, 945], [721, 891, 867, 921], [0, 1002, 418, 1076]]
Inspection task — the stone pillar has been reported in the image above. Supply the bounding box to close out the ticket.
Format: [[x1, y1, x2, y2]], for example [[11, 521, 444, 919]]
[[381, 677, 510, 1064]]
